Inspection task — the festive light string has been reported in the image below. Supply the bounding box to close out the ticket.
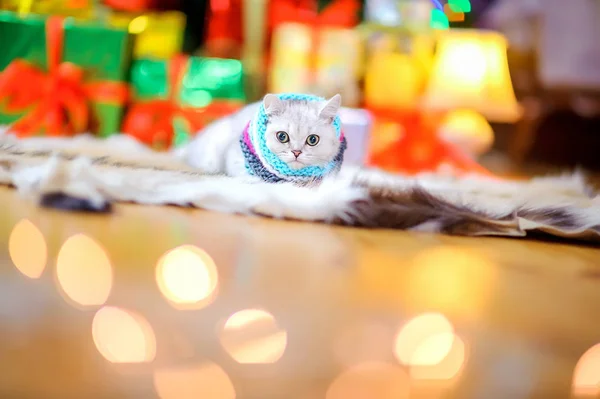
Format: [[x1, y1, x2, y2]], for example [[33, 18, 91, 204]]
[[429, 0, 472, 29], [449, 0, 471, 12]]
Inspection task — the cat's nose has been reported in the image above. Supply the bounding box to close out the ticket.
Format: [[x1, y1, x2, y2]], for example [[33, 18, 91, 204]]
[[292, 150, 302, 158]]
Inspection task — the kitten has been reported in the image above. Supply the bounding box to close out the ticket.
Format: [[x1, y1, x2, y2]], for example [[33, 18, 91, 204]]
[[178, 93, 344, 182]]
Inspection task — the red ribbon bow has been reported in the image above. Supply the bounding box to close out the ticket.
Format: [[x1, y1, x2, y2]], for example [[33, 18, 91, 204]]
[[269, 0, 359, 28], [367, 108, 495, 177], [0, 16, 129, 137], [102, 0, 155, 12], [122, 54, 240, 149]]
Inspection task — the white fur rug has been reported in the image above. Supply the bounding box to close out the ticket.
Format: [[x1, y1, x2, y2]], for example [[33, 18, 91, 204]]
[[0, 132, 599, 243]]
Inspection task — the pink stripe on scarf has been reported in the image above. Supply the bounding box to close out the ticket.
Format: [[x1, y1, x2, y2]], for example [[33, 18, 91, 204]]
[[242, 121, 256, 155]]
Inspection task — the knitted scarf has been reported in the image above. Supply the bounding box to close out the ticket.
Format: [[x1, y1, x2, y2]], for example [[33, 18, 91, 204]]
[[239, 93, 347, 184]]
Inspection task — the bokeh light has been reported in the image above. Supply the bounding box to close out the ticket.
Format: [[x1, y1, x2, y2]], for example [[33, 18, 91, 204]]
[[156, 245, 219, 309], [572, 343, 600, 397], [9, 219, 47, 279], [326, 362, 410, 399], [409, 335, 467, 381], [154, 362, 236, 399], [92, 306, 156, 364], [405, 246, 497, 316], [394, 313, 455, 366], [56, 234, 113, 307], [128, 15, 148, 34], [219, 309, 287, 364]]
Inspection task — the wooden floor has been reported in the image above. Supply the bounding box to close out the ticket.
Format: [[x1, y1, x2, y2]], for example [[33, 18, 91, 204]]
[[1, 185, 599, 399]]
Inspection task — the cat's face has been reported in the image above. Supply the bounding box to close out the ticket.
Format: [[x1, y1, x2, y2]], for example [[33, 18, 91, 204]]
[[262, 94, 342, 170]]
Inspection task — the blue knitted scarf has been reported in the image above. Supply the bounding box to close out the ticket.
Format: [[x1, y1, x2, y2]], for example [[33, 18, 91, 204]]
[[239, 93, 347, 184]]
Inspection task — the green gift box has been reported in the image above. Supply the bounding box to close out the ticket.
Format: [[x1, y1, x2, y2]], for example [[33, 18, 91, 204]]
[[0, 11, 134, 137], [122, 56, 246, 149]]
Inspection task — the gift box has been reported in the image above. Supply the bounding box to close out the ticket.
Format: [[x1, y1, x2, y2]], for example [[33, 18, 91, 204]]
[[269, 23, 363, 106], [364, 51, 426, 110], [361, 23, 435, 110], [315, 27, 363, 106], [107, 10, 186, 60], [268, 0, 363, 105], [0, 0, 94, 19], [364, 0, 432, 31], [0, 12, 133, 137], [269, 23, 312, 94], [123, 55, 245, 150]]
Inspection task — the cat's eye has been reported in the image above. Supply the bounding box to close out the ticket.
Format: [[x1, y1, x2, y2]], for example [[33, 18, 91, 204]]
[[306, 134, 320, 146], [276, 131, 289, 143]]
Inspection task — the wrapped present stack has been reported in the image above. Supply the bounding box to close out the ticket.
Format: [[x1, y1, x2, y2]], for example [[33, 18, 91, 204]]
[[101, 0, 245, 149], [0, 0, 187, 59], [0, 12, 132, 137], [0, 0, 247, 150]]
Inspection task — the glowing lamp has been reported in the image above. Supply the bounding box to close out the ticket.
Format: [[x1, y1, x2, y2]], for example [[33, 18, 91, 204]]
[[422, 29, 522, 155]]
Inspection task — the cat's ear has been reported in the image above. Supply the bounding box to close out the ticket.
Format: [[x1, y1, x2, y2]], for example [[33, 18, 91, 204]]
[[319, 94, 341, 122], [263, 93, 284, 115]]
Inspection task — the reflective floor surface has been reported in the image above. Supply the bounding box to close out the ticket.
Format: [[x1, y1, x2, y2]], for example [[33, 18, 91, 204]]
[[1, 186, 600, 399]]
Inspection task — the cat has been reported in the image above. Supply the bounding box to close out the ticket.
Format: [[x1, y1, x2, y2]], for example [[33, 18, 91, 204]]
[[177, 93, 346, 183]]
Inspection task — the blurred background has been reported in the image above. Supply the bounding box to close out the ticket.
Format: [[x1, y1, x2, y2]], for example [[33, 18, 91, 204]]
[[1, 0, 599, 176], [2, 2, 600, 399]]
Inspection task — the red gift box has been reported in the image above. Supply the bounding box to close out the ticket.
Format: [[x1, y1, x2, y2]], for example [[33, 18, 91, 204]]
[[122, 54, 243, 150], [0, 16, 129, 137], [367, 108, 494, 176]]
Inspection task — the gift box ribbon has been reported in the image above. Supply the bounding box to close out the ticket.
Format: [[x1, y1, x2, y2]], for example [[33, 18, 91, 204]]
[[0, 16, 129, 136], [103, 0, 155, 12]]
